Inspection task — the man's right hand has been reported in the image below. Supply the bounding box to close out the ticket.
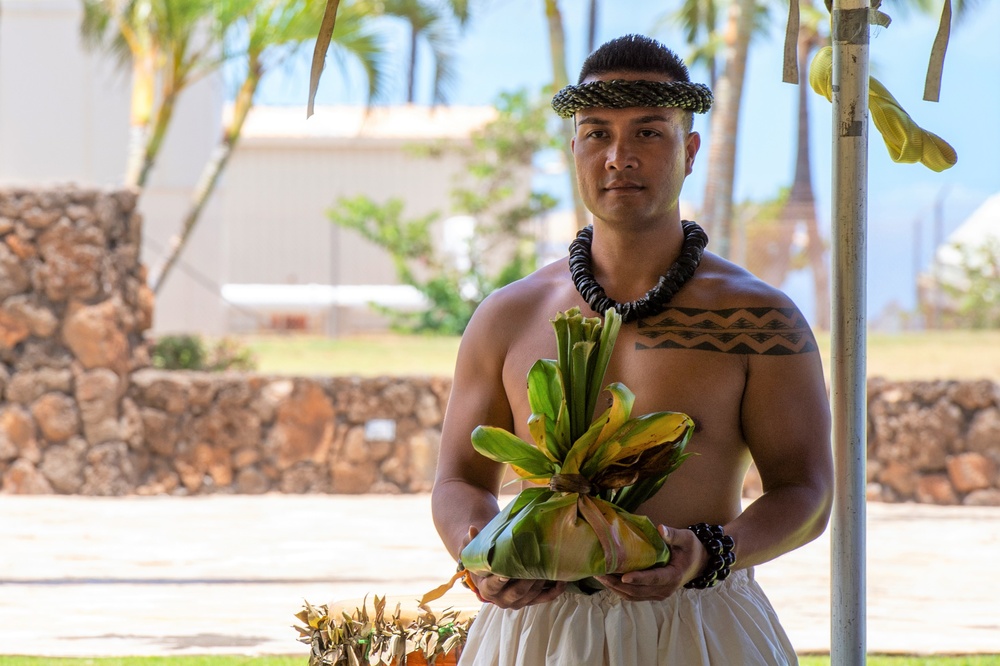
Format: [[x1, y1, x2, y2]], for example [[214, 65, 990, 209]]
[[463, 526, 566, 609], [471, 573, 566, 609]]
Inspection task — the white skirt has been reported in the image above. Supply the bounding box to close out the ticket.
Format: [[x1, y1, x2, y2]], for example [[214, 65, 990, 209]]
[[458, 568, 797, 666]]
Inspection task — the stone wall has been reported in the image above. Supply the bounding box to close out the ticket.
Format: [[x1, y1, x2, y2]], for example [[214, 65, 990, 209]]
[[866, 378, 1000, 505], [1, 187, 153, 494], [0, 367, 448, 496], [1, 187, 999, 503], [5, 365, 1000, 504], [122, 371, 450, 496]]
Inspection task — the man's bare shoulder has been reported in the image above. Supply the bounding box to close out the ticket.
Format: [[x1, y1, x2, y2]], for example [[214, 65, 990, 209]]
[[464, 260, 572, 341], [691, 252, 801, 307], [474, 260, 569, 316], [637, 253, 818, 356]]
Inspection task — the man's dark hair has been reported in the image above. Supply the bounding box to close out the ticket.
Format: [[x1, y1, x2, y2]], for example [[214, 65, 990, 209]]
[[578, 34, 692, 84]]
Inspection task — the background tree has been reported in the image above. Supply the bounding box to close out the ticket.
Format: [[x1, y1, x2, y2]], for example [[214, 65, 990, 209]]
[[731, 190, 795, 286], [81, 0, 236, 189], [773, 0, 829, 329], [932, 238, 1000, 329], [379, 0, 470, 104], [327, 90, 558, 334], [585, 0, 599, 55], [691, 0, 758, 260], [661, 0, 722, 90], [543, 0, 589, 230], [309, 0, 471, 110], [149, 0, 387, 292]]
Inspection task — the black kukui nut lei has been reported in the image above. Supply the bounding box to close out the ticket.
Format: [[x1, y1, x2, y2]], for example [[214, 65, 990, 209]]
[[569, 221, 709, 324], [684, 522, 736, 590]]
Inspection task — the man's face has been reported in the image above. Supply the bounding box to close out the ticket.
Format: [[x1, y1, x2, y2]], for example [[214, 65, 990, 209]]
[[570, 70, 700, 228]]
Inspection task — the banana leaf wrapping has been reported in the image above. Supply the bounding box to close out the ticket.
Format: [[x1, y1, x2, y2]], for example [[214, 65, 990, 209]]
[[461, 308, 694, 582]]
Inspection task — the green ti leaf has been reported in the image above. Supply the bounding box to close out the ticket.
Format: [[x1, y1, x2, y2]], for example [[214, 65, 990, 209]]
[[587, 309, 622, 420], [471, 426, 557, 478], [526, 358, 570, 460], [459, 487, 552, 575]]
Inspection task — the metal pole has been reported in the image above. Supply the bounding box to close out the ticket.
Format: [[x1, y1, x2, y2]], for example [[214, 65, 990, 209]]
[[830, 1, 869, 664]]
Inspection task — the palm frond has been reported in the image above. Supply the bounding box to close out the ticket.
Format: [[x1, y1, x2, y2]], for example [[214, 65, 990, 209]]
[[79, 0, 133, 67]]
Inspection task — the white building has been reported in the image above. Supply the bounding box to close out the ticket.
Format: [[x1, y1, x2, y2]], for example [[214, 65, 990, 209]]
[[217, 104, 500, 336], [0, 0, 532, 337]]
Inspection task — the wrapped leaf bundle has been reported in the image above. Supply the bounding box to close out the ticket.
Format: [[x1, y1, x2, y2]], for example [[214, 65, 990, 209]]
[[461, 308, 694, 582]]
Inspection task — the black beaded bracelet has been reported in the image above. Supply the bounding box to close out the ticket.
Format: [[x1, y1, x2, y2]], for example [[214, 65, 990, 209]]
[[683, 523, 737, 589]]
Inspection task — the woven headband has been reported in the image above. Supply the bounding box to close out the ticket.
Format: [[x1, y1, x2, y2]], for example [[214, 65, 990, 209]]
[[551, 79, 713, 118]]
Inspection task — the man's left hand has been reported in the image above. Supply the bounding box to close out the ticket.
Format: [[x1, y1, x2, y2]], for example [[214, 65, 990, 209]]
[[594, 525, 708, 601]]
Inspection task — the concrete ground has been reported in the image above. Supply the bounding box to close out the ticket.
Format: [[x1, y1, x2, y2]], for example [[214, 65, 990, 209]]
[[1, 494, 999, 658]]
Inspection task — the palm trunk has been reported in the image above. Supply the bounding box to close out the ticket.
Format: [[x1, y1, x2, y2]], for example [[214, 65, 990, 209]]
[[700, 0, 754, 259], [125, 54, 156, 187], [136, 82, 179, 189], [796, 30, 830, 330], [774, 27, 829, 329], [586, 0, 598, 54], [406, 23, 418, 104], [149, 65, 261, 294], [544, 0, 589, 230]]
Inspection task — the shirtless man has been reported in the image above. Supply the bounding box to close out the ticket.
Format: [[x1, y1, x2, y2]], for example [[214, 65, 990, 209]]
[[431, 34, 833, 665]]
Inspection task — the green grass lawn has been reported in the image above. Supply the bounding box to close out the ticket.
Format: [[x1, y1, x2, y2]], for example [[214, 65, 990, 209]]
[[239, 330, 1000, 381], [4, 655, 999, 665], [857, 330, 1000, 380], [244, 333, 461, 378], [0, 659, 303, 666]]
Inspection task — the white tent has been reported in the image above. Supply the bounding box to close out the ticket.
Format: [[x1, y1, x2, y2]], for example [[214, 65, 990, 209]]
[[936, 192, 1000, 269]]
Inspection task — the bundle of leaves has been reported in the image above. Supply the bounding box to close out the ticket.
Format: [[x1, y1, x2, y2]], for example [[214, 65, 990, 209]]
[[295, 596, 474, 666], [461, 308, 695, 582]]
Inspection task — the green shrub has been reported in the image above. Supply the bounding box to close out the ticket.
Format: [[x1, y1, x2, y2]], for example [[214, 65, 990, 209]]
[[151, 335, 206, 370], [151, 335, 257, 372]]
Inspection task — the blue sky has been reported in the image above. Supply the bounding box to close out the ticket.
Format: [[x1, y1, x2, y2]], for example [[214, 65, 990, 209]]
[[253, 0, 1000, 324]]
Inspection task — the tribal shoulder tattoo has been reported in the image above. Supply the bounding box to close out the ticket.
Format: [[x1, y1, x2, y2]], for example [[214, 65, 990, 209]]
[[635, 307, 818, 355]]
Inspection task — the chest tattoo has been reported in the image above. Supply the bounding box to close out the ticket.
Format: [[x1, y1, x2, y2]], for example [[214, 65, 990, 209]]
[[635, 307, 818, 355]]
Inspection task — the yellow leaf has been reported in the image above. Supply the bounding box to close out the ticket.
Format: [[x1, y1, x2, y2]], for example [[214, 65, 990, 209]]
[[612, 412, 693, 461], [418, 567, 467, 605], [527, 413, 559, 463], [510, 464, 549, 484], [596, 382, 635, 444]]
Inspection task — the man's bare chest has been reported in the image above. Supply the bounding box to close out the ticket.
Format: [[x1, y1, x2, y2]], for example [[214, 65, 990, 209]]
[[501, 325, 747, 442]]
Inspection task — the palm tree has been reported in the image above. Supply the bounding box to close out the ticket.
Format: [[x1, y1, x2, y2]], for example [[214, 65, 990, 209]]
[[149, 0, 388, 293], [664, 0, 722, 90], [380, 0, 470, 105], [81, 0, 236, 189], [666, 0, 775, 259], [695, 0, 756, 260], [308, 0, 471, 107], [544, 0, 589, 230], [774, 0, 829, 329], [670, 0, 824, 314]]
